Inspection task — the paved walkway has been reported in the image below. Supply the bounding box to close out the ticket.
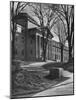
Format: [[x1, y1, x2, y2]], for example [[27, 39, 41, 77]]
[[33, 82, 73, 97], [20, 60, 55, 68], [33, 70, 73, 97]]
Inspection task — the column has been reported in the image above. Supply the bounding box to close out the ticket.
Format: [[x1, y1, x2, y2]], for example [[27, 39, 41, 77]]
[[38, 36, 39, 58], [39, 36, 41, 58], [36, 35, 38, 58]]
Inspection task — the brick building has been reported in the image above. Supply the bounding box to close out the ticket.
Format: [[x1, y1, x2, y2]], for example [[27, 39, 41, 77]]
[[50, 40, 69, 62], [13, 13, 69, 62]]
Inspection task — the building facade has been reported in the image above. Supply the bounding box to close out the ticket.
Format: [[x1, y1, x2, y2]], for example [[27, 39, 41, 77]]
[[50, 40, 69, 62], [14, 26, 69, 62], [14, 13, 69, 62]]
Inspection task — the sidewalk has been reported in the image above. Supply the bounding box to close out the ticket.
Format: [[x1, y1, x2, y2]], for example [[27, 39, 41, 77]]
[[33, 71, 73, 97], [21, 60, 55, 68], [33, 82, 73, 97]]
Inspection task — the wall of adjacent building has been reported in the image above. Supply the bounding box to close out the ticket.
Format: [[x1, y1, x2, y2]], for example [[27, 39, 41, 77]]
[[14, 32, 26, 60], [48, 40, 69, 62], [26, 29, 36, 61]]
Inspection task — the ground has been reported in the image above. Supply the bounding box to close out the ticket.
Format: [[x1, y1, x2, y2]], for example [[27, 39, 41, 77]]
[[11, 60, 74, 98]]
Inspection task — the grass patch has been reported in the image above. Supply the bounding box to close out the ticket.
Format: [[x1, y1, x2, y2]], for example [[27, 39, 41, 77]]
[[11, 68, 58, 98]]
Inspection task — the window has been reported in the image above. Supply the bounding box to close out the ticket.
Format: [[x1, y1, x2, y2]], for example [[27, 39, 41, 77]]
[[55, 47, 57, 52], [22, 37, 24, 39], [15, 49, 17, 55], [22, 27, 25, 33], [16, 24, 22, 33], [22, 37, 24, 43], [59, 49, 61, 53], [15, 37, 17, 41], [22, 49, 24, 55], [31, 50, 33, 55], [56, 55, 58, 60], [30, 40, 32, 44]]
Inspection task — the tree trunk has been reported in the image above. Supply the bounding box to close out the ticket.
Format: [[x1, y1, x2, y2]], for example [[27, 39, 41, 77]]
[[42, 35, 46, 61], [43, 48, 46, 61], [11, 2, 17, 60], [42, 28, 50, 61], [68, 40, 72, 62], [11, 1, 15, 60], [61, 43, 63, 62], [68, 26, 72, 61], [11, 21, 15, 60], [43, 39, 48, 61], [67, 19, 72, 62], [41, 30, 47, 61]]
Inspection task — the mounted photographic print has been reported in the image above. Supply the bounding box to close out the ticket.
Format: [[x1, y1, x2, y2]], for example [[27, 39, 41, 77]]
[[10, 1, 74, 99]]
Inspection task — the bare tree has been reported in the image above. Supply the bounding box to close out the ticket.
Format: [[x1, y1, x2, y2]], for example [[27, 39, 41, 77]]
[[50, 4, 74, 61], [10, 1, 29, 59], [28, 3, 60, 61], [53, 20, 67, 62]]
